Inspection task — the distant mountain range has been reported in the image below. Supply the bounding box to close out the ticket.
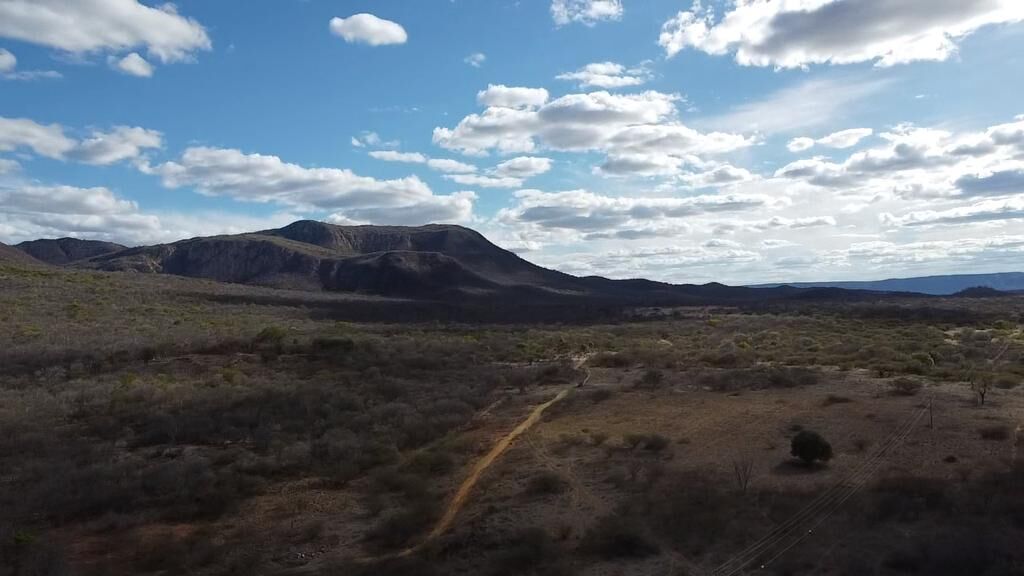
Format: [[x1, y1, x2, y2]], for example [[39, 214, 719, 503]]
[[750, 273, 1024, 296], [5, 222, 1020, 303]]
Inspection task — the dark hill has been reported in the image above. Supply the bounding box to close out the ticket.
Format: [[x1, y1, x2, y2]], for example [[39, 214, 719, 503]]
[[0, 242, 45, 266], [16, 238, 126, 265]]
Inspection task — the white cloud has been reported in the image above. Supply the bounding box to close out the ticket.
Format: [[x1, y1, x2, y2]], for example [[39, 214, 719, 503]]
[[552, 0, 624, 26], [476, 85, 549, 109], [787, 137, 815, 153], [493, 156, 553, 179], [497, 188, 774, 238], [329, 13, 408, 46], [0, 183, 161, 243], [444, 174, 524, 189], [111, 52, 153, 77], [368, 150, 427, 164], [818, 128, 874, 149], [0, 117, 77, 159], [0, 0, 210, 66], [659, 0, 1024, 68], [464, 52, 486, 68], [351, 131, 398, 149], [882, 197, 1024, 227], [1, 117, 164, 165], [148, 147, 475, 224], [0, 48, 14, 73], [426, 158, 477, 174], [71, 126, 163, 165], [436, 90, 751, 171], [368, 149, 478, 174], [556, 61, 651, 89], [788, 128, 874, 152]]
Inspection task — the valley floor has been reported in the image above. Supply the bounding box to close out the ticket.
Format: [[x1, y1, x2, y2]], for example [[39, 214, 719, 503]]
[[2, 263, 1023, 576]]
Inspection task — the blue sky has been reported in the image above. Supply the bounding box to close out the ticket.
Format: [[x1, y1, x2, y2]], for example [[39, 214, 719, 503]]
[[2, 0, 1024, 283]]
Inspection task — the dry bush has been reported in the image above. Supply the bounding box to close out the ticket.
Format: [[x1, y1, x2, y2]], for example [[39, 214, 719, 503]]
[[526, 472, 568, 496], [890, 377, 924, 396], [979, 425, 1010, 441]]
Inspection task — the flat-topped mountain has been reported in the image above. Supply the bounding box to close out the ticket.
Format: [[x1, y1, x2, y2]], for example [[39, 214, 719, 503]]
[[16, 237, 126, 265], [81, 221, 583, 297]]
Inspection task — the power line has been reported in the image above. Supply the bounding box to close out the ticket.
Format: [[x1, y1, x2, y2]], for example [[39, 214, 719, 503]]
[[712, 406, 927, 576]]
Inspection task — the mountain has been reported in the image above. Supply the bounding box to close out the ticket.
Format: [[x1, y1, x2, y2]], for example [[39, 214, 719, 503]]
[[70, 220, 820, 303], [81, 221, 585, 297], [0, 242, 45, 266], [751, 272, 1024, 296], [15, 238, 126, 265]]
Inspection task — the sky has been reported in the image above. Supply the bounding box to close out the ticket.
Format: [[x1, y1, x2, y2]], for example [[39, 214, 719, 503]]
[[1, 0, 1024, 284]]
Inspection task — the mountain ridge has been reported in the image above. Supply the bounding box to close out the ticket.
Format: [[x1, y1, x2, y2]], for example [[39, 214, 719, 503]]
[[750, 272, 1024, 296], [15, 237, 126, 265]]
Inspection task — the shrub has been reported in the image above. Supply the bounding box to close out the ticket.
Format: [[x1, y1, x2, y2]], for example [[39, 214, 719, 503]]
[[891, 377, 923, 396], [579, 512, 658, 559], [791, 430, 833, 465], [979, 425, 1010, 441], [526, 472, 567, 496], [822, 394, 853, 406], [491, 528, 555, 575], [635, 369, 665, 390]]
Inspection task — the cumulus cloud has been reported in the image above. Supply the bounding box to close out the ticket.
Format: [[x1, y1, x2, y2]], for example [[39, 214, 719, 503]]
[[0, 48, 14, 73], [0, 184, 160, 242], [556, 61, 651, 89], [788, 128, 874, 152], [435, 90, 752, 172], [111, 52, 153, 77], [71, 126, 163, 165], [443, 174, 524, 189], [659, 0, 1024, 68], [497, 188, 773, 238], [0, 117, 77, 159], [777, 119, 1024, 195], [0, 0, 210, 70], [551, 0, 623, 26], [493, 157, 553, 179], [368, 149, 477, 174], [0, 118, 163, 165], [147, 147, 474, 224], [329, 13, 408, 46], [464, 52, 486, 68], [476, 85, 550, 109], [882, 197, 1024, 227]]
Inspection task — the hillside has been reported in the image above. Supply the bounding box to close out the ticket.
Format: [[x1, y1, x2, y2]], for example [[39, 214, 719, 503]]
[[0, 242, 44, 266], [15, 237, 126, 265]]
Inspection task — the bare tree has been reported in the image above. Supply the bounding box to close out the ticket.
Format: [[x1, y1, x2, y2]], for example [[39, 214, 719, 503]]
[[971, 372, 993, 406], [733, 459, 754, 494]]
